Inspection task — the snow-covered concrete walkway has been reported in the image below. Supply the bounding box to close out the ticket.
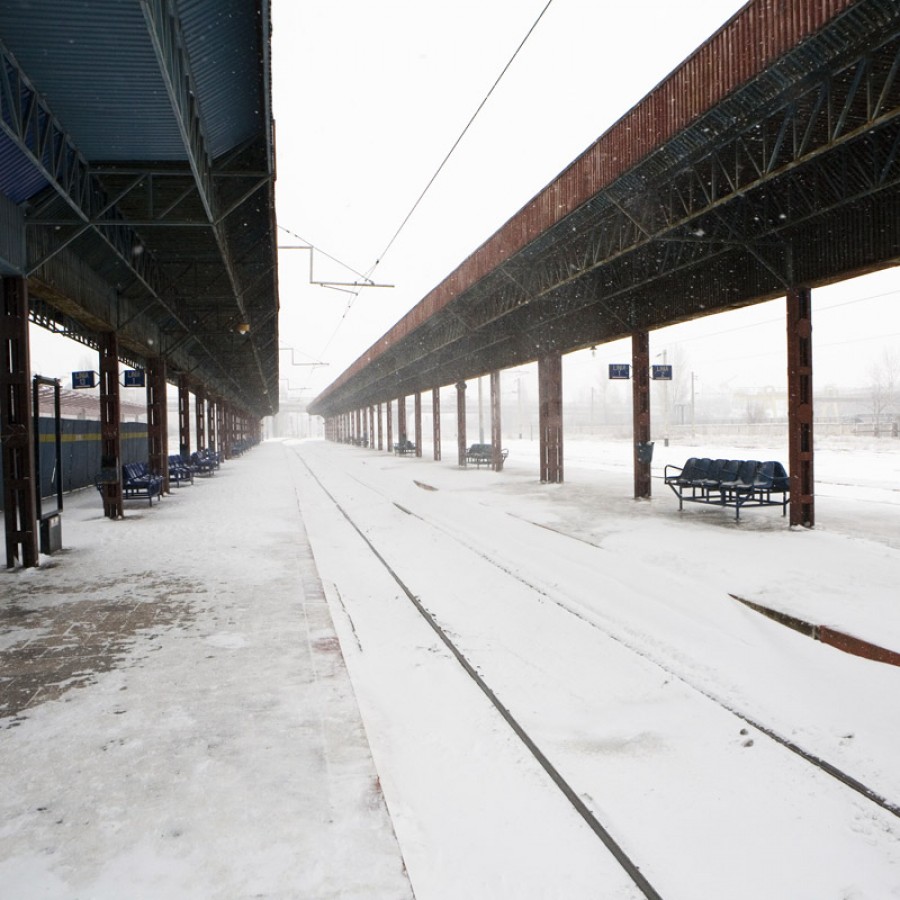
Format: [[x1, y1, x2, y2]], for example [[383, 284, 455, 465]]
[[0, 444, 412, 899]]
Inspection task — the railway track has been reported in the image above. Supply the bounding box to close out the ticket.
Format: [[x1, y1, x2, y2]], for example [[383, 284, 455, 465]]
[[292, 444, 900, 897]]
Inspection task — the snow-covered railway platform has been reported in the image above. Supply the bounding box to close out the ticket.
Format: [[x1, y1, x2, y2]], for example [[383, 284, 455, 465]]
[[0, 442, 412, 899], [3, 436, 900, 898]]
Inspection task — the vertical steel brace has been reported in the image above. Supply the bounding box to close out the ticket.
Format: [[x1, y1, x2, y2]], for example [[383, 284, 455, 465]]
[[1, 277, 38, 566], [178, 374, 191, 458], [632, 331, 652, 499], [538, 353, 563, 483], [456, 381, 467, 467], [490, 371, 503, 471], [195, 386, 206, 452], [414, 392, 423, 457], [398, 396, 407, 444], [146, 356, 169, 493], [99, 331, 123, 519], [787, 287, 814, 527], [432, 388, 441, 461]]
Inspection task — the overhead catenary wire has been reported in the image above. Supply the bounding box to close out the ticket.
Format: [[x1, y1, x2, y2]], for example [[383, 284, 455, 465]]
[[365, 0, 556, 279], [277, 224, 372, 284]]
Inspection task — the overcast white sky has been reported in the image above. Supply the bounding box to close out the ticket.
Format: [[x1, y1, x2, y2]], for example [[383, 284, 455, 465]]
[[30, 0, 900, 403]]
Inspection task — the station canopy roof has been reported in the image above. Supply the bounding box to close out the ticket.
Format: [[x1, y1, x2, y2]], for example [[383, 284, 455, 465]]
[[0, 0, 279, 418]]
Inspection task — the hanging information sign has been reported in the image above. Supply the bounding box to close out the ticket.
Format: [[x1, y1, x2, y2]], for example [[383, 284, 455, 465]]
[[72, 371, 96, 389], [609, 364, 630, 380]]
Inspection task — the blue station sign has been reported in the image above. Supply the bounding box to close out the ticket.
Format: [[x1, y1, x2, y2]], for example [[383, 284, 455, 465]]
[[123, 369, 146, 388], [71, 370, 96, 389], [651, 364, 673, 380], [609, 364, 630, 380]]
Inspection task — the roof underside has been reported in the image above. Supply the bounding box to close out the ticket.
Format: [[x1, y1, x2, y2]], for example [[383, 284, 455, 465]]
[[0, 0, 278, 418], [310, 0, 900, 418]]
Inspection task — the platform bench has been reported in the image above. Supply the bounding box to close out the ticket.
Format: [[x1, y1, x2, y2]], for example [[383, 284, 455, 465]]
[[465, 443, 509, 468], [95, 462, 162, 506], [168, 455, 194, 486], [664, 457, 789, 520], [394, 439, 416, 455]]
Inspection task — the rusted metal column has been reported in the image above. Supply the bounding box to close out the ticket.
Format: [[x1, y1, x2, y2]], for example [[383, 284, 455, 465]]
[[1, 277, 38, 567], [178, 374, 191, 459], [787, 287, 814, 527], [456, 381, 467, 467], [538, 352, 563, 483], [207, 397, 215, 454], [397, 396, 407, 444], [386, 399, 393, 451], [223, 405, 232, 459], [369, 405, 375, 448], [195, 387, 206, 452], [377, 402, 383, 450], [432, 387, 441, 461], [146, 356, 169, 493], [216, 401, 225, 459], [414, 391, 423, 457], [632, 331, 652, 499], [99, 331, 124, 519], [490, 370, 503, 471]]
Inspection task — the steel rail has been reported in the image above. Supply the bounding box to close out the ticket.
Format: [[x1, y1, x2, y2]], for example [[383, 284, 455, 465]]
[[297, 452, 664, 900], [337, 461, 900, 824]]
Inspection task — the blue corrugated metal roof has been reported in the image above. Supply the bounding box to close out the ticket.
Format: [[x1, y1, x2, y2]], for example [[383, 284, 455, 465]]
[[0, 1, 184, 161], [0, 135, 49, 203], [178, 0, 265, 158], [0, 1, 279, 417], [0, 0, 264, 164]]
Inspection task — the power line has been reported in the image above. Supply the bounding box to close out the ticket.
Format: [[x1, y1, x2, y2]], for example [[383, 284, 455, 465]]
[[365, 0, 556, 279]]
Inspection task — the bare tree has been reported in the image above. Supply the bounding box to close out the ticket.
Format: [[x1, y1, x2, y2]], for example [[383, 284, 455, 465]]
[[868, 348, 899, 436]]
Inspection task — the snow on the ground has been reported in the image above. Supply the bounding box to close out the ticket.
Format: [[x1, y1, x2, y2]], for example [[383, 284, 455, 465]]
[[0, 450, 412, 900], [2, 435, 899, 899], [292, 435, 900, 899]]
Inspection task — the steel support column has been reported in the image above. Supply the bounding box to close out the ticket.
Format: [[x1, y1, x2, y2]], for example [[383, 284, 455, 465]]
[[146, 356, 169, 493], [178, 374, 190, 459], [398, 396, 407, 445], [632, 331, 652, 499], [223, 405, 232, 459], [216, 401, 225, 459], [99, 331, 123, 519], [195, 387, 206, 452], [414, 392, 422, 457], [386, 400, 393, 451], [456, 381, 467, 467], [377, 403, 383, 450], [538, 352, 563, 483], [207, 398, 216, 457], [369, 405, 375, 448], [787, 287, 814, 527], [432, 387, 441, 461], [1, 277, 38, 567], [490, 370, 504, 471]]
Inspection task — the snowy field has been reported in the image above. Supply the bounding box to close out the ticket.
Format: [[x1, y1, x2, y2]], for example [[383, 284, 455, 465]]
[[2, 435, 899, 899]]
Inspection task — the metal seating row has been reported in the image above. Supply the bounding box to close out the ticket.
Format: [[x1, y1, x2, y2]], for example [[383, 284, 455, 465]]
[[664, 457, 790, 520]]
